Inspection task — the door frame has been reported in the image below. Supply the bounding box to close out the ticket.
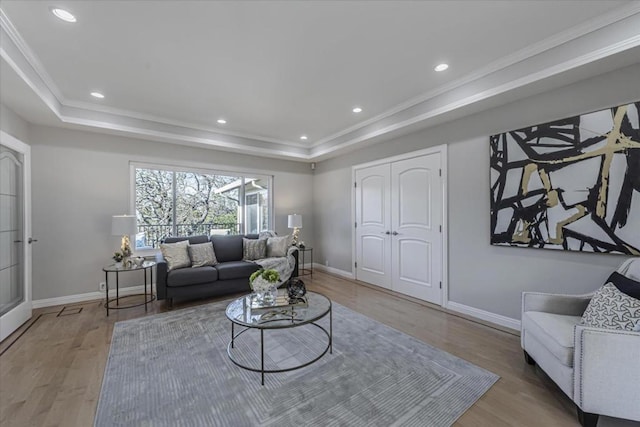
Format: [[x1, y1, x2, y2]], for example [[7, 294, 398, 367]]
[[0, 130, 32, 341], [351, 145, 448, 307]]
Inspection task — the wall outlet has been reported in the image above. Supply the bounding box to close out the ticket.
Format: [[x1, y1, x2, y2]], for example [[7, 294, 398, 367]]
[[99, 282, 106, 292], [325, 260, 329, 267]]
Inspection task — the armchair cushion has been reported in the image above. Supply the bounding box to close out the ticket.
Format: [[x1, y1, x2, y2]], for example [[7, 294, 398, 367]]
[[522, 311, 582, 366]]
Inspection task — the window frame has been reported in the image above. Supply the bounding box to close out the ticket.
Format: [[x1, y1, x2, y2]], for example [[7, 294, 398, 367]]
[[130, 161, 274, 255]]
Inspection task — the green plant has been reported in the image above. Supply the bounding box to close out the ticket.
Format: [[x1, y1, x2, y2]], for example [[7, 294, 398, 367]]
[[249, 268, 280, 285]]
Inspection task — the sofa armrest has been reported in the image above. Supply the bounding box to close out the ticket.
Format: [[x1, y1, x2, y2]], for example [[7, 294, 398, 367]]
[[573, 325, 640, 421], [155, 253, 168, 300], [522, 291, 592, 317]]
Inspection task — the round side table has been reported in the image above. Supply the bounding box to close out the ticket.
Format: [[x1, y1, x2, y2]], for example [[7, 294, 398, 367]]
[[102, 260, 156, 316]]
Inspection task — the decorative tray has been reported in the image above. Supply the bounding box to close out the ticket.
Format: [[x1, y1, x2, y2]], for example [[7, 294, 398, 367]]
[[248, 294, 308, 311]]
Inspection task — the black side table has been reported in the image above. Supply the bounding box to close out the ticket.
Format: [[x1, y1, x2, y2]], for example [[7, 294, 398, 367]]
[[298, 247, 313, 276], [103, 260, 156, 316]]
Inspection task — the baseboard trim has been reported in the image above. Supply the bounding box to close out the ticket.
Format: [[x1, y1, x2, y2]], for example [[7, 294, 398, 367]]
[[33, 285, 151, 309], [446, 301, 521, 332], [313, 263, 354, 279]]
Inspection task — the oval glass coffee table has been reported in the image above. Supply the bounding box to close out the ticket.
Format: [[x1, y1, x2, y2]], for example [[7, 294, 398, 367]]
[[225, 291, 332, 385]]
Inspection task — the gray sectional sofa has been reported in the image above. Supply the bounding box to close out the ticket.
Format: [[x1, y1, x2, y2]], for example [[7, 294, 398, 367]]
[[156, 234, 298, 308]]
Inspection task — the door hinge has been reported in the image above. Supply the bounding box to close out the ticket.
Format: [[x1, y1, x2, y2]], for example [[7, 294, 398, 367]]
[[355, 262, 358, 268], [439, 281, 442, 289], [354, 182, 357, 188], [439, 225, 442, 232], [439, 168, 442, 177], [355, 221, 357, 228]]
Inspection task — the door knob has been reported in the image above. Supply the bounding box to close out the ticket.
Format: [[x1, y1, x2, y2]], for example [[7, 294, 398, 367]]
[[381, 231, 391, 235], [28, 238, 38, 244], [392, 231, 399, 236]]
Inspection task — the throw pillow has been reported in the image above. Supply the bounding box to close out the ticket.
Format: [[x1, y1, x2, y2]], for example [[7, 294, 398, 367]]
[[188, 242, 218, 268], [243, 238, 267, 261], [159, 240, 191, 271], [581, 282, 640, 331], [267, 235, 291, 257], [606, 271, 640, 299]]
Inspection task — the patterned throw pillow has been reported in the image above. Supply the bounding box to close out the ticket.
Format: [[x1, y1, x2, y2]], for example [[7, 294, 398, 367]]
[[188, 242, 218, 268], [581, 282, 640, 331], [160, 240, 191, 271], [243, 238, 267, 261], [266, 235, 291, 257]]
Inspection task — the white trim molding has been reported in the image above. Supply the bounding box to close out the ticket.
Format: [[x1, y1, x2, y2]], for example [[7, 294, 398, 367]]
[[32, 285, 152, 309], [445, 301, 521, 332], [313, 263, 354, 280], [2, 6, 640, 161]]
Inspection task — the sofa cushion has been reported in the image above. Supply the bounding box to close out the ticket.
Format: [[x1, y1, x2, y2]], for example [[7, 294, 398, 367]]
[[167, 266, 218, 287], [243, 238, 267, 260], [188, 242, 218, 267], [522, 311, 581, 367], [211, 235, 247, 262], [267, 235, 291, 257], [216, 261, 261, 281], [164, 235, 209, 245], [159, 240, 191, 271]]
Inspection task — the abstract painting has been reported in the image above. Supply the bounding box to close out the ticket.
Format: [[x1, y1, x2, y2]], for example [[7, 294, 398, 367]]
[[490, 102, 639, 255]]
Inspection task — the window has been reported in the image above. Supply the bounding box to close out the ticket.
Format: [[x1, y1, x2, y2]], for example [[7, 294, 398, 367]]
[[133, 164, 272, 250]]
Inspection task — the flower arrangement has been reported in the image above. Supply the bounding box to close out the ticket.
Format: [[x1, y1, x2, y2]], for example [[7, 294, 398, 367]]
[[249, 268, 280, 291], [113, 251, 124, 262]]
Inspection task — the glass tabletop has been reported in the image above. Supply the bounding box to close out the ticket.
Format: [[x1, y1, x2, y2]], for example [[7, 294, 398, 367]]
[[225, 291, 331, 329], [103, 260, 156, 272]]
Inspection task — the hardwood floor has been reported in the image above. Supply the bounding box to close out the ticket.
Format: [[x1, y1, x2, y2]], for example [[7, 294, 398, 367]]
[[0, 271, 624, 426]]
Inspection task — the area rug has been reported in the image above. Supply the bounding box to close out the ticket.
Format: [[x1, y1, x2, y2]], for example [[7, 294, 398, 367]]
[[95, 299, 499, 426]]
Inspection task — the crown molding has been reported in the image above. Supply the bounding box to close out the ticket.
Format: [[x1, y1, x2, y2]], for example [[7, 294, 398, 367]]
[[2, 4, 640, 162], [310, 2, 640, 148]]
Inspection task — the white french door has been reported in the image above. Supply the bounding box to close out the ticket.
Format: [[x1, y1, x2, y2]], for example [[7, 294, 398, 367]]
[[0, 131, 32, 342], [355, 164, 392, 289], [391, 154, 442, 303], [354, 148, 444, 305]]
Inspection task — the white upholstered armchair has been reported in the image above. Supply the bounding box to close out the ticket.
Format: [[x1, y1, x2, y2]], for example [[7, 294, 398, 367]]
[[521, 258, 640, 427]]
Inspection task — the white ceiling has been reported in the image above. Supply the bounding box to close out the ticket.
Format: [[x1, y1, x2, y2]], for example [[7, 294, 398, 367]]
[[1, 1, 640, 161]]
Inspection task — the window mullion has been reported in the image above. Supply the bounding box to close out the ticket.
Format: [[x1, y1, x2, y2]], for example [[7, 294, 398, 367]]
[[172, 171, 177, 236]]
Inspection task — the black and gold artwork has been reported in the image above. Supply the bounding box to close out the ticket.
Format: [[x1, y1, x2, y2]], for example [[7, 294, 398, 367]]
[[490, 102, 639, 255]]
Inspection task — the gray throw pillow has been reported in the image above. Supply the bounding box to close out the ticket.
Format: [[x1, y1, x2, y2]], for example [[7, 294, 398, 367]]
[[160, 240, 191, 271], [188, 242, 218, 268], [243, 238, 267, 261], [581, 282, 640, 331], [267, 235, 291, 257]]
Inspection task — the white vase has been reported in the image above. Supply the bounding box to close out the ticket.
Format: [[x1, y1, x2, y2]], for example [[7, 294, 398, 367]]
[[252, 277, 277, 305]]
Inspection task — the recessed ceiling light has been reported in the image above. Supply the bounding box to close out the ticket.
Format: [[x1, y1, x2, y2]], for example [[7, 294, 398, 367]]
[[352, 107, 363, 113], [434, 63, 449, 72], [51, 8, 77, 23], [217, 119, 227, 124], [90, 92, 105, 99], [300, 135, 308, 140]]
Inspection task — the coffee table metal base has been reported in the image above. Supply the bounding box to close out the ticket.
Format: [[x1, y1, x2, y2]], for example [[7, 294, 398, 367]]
[[227, 312, 332, 385]]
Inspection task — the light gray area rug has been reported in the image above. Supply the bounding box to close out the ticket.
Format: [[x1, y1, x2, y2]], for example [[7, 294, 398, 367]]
[[96, 300, 498, 426]]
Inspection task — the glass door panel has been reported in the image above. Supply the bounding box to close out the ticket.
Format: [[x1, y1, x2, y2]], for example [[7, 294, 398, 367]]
[[0, 145, 24, 316], [0, 133, 31, 342]]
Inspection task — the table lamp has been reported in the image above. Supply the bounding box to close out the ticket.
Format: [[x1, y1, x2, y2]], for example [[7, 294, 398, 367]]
[[288, 214, 302, 246], [112, 215, 137, 257]]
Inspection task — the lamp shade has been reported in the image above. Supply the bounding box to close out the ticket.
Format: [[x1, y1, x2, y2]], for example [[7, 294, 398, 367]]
[[287, 214, 302, 229], [111, 215, 137, 236]]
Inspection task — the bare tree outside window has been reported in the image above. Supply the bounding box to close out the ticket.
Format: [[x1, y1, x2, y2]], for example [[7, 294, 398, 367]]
[[134, 167, 269, 249]]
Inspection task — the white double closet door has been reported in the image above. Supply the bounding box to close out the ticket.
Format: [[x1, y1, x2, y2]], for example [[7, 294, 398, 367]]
[[355, 150, 443, 305]]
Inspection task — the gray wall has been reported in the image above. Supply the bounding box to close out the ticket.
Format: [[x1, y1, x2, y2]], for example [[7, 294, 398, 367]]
[[313, 63, 640, 320], [29, 125, 314, 300], [0, 103, 29, 143]]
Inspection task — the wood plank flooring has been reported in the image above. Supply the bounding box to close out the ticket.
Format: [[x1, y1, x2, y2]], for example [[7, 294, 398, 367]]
[[0, 271, 630, 426]]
